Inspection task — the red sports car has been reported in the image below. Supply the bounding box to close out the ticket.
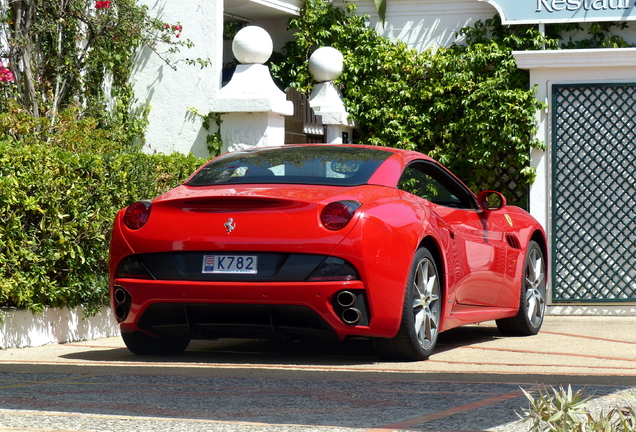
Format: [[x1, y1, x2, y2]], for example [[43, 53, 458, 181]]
[[109, 144, 547, 361]]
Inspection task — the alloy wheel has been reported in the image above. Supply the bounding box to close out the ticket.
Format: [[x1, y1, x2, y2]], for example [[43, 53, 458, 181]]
[[412, 258, 441, 351], [524, 247, 546, 328]]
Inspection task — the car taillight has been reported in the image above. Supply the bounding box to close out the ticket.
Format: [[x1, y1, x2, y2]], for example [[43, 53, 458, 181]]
[[123, 201, 151, 230], [321, 201, 361, 230]]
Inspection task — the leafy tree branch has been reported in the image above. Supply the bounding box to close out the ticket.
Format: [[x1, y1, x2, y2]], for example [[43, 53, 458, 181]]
[[1, 0, 200, 145]]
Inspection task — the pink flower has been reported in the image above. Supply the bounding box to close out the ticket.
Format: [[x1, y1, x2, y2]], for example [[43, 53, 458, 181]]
[[176, 33, 181, 38], [95, 1, 111, 9], [172, 24, 182, 31], [0, 66, 14, 83]]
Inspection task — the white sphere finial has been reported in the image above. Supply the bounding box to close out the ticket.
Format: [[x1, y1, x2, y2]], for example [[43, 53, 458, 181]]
[[232, 26, 273, 64], [308, 47, 344, 83]]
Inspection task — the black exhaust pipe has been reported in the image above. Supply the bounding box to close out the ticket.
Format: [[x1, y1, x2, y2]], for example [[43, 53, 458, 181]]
[[336, 291, 356, 308], [114, 286, 130, 322], [114, 287, 127, 304], [115, 304, 128, 321], [341, 308, 362, 325]]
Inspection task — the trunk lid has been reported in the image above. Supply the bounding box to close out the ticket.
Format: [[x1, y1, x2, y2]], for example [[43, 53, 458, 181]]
[[121, 184, 370, 255]]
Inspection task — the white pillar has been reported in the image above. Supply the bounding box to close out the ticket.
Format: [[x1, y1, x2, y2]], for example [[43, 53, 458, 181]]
[[209, 26, 293, 153], [308, 47, 356, 144]]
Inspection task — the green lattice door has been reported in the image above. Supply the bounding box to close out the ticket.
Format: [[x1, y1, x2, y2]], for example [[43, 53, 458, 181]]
[[552, 83, 636, 303]]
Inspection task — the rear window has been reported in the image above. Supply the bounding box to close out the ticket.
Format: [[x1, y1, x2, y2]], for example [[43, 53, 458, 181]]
[[186, 146, 392, 187]]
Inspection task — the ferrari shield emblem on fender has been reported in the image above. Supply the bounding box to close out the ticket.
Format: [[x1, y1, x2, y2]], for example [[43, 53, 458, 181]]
[[224, 218, 236, 234], [505, 214, 513, 227]]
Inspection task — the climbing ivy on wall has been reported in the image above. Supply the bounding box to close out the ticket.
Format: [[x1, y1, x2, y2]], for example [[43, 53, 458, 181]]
[[548, 21, 634, 48], [272, 1, 635, 207], [271, 0, 552, 207]]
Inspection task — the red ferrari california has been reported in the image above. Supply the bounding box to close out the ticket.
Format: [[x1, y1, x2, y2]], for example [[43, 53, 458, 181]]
[[109, 144, 547, 361]]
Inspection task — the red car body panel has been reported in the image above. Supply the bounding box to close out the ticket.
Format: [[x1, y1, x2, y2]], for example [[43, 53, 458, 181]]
[[108, 144, 547, 344]]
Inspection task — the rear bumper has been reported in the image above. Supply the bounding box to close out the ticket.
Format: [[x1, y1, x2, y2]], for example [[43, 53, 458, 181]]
[[112, 279, 397, 341]]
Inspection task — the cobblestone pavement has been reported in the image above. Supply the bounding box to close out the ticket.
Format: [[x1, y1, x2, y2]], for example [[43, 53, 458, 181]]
[[1, 316, 635, 432]]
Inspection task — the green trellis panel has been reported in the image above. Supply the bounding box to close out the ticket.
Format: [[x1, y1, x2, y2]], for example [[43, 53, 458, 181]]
[[551, 83, 636, 303]]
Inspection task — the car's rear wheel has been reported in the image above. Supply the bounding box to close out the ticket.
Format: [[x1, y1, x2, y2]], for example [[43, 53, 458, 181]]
[[121, 331, 190, 355], [496, 240, 546, 336], [375, 247, 441, 361]]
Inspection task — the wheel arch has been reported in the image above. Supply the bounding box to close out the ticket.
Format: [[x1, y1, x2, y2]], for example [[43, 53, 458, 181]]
[[374, 236, 445, 361], [495, 228, 548, 336], [418, 236, 444, 272], [530, 228, 549, 288], [417, 235, 446, 315]]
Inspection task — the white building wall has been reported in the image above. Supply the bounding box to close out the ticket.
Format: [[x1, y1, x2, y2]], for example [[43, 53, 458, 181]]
[[350, 0, 498, 50], [355, 0, 636, 50], [133, 0, 223, 157]]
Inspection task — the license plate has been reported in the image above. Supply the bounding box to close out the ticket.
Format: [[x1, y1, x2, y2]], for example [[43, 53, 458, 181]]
[[202, 255, 258, 274]]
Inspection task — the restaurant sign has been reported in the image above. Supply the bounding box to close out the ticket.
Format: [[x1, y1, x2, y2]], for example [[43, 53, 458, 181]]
[[478, 0, 636, 24]]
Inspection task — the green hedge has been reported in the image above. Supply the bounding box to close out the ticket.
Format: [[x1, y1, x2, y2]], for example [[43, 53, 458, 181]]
[[0, 138, 203, 316]]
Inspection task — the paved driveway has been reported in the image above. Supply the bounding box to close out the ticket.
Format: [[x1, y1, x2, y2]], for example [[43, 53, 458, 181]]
[[1, 316, 635, 431]]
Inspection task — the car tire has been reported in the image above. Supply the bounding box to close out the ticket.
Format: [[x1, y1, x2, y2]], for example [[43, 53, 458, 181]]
[[121, 331, 191, 355], [375, 247, 442, 361], [496, 240, 546, 336]]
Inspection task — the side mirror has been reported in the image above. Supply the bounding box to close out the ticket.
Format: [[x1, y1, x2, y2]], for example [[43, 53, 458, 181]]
[[477, 190, 507, 211]]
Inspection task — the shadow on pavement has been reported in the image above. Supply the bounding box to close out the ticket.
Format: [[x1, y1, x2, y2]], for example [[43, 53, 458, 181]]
[[59, 324, 505, 367]]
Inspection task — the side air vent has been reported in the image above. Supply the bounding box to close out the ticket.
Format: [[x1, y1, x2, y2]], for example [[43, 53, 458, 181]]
[[505, 234, 521, 250]]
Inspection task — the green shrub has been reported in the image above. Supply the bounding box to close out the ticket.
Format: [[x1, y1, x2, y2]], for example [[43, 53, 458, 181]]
[[0, 135, 203, 317], [1, 1, 207, 319]]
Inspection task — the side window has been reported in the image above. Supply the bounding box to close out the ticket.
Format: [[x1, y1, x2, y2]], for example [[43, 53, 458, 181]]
[[398, 162, 477, 209]]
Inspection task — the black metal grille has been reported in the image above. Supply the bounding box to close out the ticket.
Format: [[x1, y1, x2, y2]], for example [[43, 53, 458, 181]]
[[285, 88, 325, 144], [492, 165, 528, 208], [552, 83, 636, 302]]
